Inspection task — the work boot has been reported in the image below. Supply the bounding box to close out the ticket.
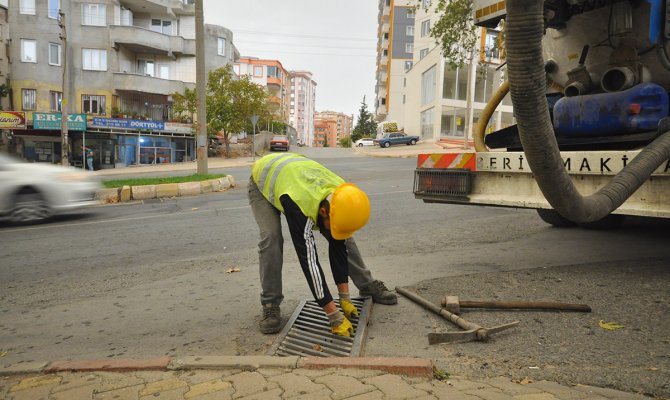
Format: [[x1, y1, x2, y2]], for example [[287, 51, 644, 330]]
[[359, 280, 397, 305], [259, 304, 281, 334]]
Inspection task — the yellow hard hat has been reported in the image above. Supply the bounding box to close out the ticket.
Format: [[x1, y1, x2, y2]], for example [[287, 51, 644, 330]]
[[330, 183, 371, 240]]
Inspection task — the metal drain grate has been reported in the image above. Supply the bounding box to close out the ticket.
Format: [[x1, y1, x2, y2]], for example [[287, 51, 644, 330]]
[[267, 297, 372, 357]]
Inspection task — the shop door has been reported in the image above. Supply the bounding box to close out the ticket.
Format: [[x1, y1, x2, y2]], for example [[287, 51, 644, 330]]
[[100, 139, 116, 169]]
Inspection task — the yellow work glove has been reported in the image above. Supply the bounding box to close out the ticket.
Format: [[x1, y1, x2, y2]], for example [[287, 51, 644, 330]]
[[340, 298, 359, 319], [330, 316, 354, 337]]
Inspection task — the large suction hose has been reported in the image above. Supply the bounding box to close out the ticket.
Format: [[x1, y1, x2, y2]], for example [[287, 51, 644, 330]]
[[505, 0, 670, 223]]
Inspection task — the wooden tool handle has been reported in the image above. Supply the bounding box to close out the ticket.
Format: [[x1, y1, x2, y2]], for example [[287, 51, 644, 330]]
[[459, 300, 591, 312]]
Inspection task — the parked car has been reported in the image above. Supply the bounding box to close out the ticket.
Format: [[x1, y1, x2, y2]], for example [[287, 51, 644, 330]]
[[0, 154, 101, 225], [374, 132, 420, 148], [270, 135, 290, 151], [354, 138, 375, 147]]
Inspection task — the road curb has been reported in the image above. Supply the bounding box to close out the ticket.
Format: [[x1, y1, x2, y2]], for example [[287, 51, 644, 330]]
[[95, 175, 236, 203], [0, 356, 433, 378], [300, 357, 434, 378]]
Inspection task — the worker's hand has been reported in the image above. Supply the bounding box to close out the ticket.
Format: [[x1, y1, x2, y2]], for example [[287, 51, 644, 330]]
[[340, 298, 359, 319], [331, 317, 354, 337]]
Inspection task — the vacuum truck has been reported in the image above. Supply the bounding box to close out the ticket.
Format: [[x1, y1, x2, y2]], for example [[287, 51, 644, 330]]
[[414, 0, 670, 227]]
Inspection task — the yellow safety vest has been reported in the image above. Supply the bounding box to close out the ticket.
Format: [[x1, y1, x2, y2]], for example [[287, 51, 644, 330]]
[[252, 153, 345, 223]]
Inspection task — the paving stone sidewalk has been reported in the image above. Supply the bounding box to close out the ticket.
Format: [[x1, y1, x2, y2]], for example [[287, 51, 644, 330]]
[[0, 366, 648, 400]]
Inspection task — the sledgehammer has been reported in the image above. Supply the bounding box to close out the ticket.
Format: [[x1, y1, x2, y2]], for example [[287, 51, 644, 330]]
[[441, 296, 592, 314]]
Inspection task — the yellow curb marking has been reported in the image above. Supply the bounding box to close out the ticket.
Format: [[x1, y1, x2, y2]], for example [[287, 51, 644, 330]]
[[185, 380, 232, 399], [139, 378, 188, 396], [10, 375, 62, 392]]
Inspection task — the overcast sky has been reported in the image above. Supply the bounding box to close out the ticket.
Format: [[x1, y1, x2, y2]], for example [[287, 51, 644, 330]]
[[203, 0, 378, 121]]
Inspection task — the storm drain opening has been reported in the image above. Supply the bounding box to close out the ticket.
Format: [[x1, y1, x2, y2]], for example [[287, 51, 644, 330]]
[[267, 297, 372, 357]]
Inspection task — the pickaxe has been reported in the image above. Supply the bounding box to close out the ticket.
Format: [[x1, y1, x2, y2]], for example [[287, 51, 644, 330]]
[[441, 295, 592, 314], [396, 286, 519, 344]]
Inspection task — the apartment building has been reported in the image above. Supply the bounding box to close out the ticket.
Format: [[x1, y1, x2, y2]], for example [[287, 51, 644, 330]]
[[315, 110, 352, 145], [402, 0, 514, 144], [0, 1, 8, 112], [7, 0, 238, 168], [288, 70, 316, 147], [313, 118, 336, 148], [375, 0, 414, 127], [234, 57, 290, 124]]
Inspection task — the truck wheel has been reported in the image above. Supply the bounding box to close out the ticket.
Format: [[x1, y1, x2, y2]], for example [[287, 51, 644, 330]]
[[410, 139, 417, 145], [383, 142, 391, 148], [536, 209, 575, 228]]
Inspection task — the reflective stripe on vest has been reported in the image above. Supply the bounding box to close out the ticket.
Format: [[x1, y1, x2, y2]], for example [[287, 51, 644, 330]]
[[259, 156, 310, 204]]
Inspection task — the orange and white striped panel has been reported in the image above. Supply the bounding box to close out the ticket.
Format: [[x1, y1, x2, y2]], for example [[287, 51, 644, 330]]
[[417, 153, 477, 170]]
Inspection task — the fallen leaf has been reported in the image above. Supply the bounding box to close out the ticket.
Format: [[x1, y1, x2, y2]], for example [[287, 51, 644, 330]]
[[645, 367, 659, 371], [312, 344, 323, 352], [191, 208, 199, 211], [599, 320, 625, 331], [226, 268, 241, 274], [0, 351, 7, 357], [512, 378, 533, 385]]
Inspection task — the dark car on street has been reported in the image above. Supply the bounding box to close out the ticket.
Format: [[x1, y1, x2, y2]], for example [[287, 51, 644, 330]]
[[373, 132, 419, 148]]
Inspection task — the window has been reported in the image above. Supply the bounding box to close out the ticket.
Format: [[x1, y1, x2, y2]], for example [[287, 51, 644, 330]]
[[21, 40, 37, 63], [420, 107, 434, 138], [253, 66, 263, 77], [138, 59, 155, 76], [217, 37, 226, 56], [421, 65, 437, 105], [82, 95, 106, 115], [22, 89, 37, 110], [422, 0, 431, 8], [82, 48, 107, 71], [405, 60, 413, 71], [157, 64, 169, 79], [50, 91, 63, 112], [421, 20, 431, 37], [233, 64, 240, 75], [48, 0, 60, 19], [82, 3, 106, 26], [406, 26, 414, 36], [420, 48, 429, 59], [407, 9, 415, 18], [152, 19, 172, 34], [49, 43, 61, 66], [405, 43, 413, 53], [20, 0, 35, 15]]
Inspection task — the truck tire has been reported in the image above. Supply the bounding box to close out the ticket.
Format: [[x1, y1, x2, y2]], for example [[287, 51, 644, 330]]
[[383, 142, 391, 148]]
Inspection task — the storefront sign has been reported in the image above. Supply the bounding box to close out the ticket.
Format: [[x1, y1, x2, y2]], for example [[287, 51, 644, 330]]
[[33, 113, 87, 131], [0, 111, 26, 129], [91, 117, 165, 131], [164, 122, 195, 134]]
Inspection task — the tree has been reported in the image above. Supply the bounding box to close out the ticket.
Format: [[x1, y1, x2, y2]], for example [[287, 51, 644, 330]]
[[172, 87, 197, 123], [351, 96, 377, 142], [421, 0, 505, 70], [174, 65, 270, 157], [207, 66, 270, 157], [339, 136, 352, 148]]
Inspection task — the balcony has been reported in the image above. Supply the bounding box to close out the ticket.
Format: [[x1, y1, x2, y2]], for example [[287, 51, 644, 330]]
[[110, 25, 195, 56], [113, 72, 194, 96], [120, 0, 194, 15]]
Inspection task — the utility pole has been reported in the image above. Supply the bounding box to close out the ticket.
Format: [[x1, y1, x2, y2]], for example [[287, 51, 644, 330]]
[[59, 10, 69, 166], [195, 0, 208, 174]]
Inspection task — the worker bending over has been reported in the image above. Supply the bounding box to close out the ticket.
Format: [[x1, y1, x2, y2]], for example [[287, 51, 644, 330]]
[[249, 152, 373, 336]]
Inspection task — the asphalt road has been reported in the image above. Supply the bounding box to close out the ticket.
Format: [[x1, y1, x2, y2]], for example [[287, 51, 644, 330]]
[[1, 148, 668, 397]]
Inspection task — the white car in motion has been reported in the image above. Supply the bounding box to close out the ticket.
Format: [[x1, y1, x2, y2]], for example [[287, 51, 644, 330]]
[[0, 153, 101, 224], [354, 138, 375, 147]]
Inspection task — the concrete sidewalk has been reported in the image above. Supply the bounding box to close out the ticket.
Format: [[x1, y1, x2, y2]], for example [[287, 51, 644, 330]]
[[0, 356, 646, 400]]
